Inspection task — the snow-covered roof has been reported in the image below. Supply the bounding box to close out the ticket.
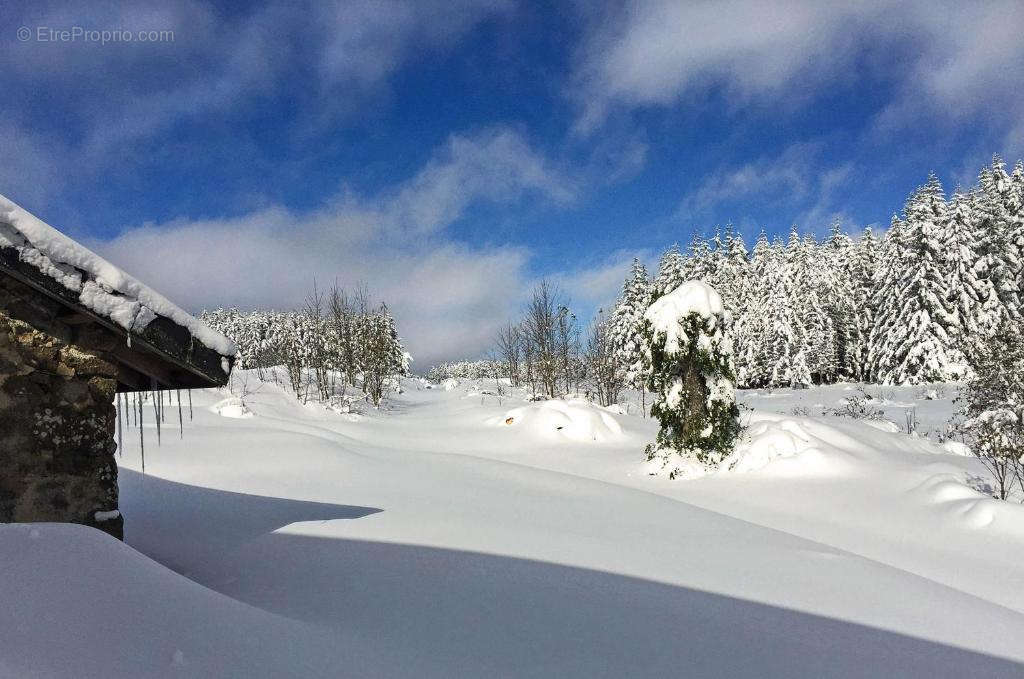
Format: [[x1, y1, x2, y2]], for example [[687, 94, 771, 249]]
[[0, 194, 235, 358]]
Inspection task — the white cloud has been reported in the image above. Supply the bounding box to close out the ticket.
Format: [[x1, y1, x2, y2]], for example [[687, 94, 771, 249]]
[[572, 0, 1024, 135], [87, 127, 570, 368]]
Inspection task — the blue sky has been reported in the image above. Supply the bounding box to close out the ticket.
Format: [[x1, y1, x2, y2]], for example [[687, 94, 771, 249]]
[[3, 1, 1023, 365]]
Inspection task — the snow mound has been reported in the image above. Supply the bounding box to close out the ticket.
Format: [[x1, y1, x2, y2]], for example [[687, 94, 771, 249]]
[[644, 280, 724, 352], [862, 419, 902, 433], [488, 399, 625, 443], [721, 418, 820, 473], [0, 194, 236, 357], [210, 396, 254, 419], [910, 473, 1024, 531], [942, 440, 973, 456], [441, 378, 460, 391]]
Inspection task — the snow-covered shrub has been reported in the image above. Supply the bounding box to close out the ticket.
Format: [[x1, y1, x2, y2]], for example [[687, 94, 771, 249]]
[[641, 281, 741, 477], [953, 318, 1024, 500], [823, 389, 886, 420], [427, 361, 509, 382]]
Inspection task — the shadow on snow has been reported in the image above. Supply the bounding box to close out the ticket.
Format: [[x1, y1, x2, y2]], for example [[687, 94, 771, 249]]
[[119, 470, 1023, 679]]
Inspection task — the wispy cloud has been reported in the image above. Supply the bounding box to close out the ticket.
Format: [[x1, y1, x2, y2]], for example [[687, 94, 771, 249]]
[[572, 0, 1024, 138], [1, 0, 511, 170], [677, 142, 857, 234]]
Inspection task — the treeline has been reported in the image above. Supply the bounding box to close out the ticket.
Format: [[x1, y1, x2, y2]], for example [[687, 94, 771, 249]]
[[608, 155, 1024, 389], [201, 284, 410, 406], [468, 155, 1022, 405]]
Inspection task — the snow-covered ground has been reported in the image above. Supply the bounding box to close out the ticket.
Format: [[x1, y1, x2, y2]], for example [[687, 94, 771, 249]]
[[3, 376, 1024, 677]]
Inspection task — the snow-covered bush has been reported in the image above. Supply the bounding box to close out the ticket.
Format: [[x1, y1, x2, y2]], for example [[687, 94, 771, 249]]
[[823, 389, 886, 420], [427, 361, 509, 382], [953, 318, 1024, 500], [642, 281, 741, 476]]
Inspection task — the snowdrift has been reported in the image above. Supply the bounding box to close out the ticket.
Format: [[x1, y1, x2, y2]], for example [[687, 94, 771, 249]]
[[488, 399, 625, 443]]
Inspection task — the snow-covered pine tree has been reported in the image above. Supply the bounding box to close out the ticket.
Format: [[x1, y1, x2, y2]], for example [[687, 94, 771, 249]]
[[716, 227, 754, 386], [735, 230, 773, 386], [974, 158, 1022, 326], [653, 244, 686, 298], [713, 225, 748, 307], [795, 231, 838, 383], [869, 174, 967, 384], [762, 234, 805, 387], [1010, 160, 1024, 287], [642, 281, 740, 476], [846, 227, 880, 380], [683, 232, 713, 282], [943, 188, 995, 357], [609, 258, 654, 403], [779, 226, 819, 387], [706, 226, 726, 286], [823, 219, 857, 381]]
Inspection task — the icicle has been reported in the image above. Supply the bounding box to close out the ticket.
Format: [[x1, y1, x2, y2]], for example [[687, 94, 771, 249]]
[[188, 390, 193, 420], [151, 380, 161, 446], [177, 389, 183, 439], [116, 392, 123, 458], [138, 394, 145, 474]]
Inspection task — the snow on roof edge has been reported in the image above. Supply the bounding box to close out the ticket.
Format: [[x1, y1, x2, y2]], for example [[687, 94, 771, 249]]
[[0, 194, 237, 358]]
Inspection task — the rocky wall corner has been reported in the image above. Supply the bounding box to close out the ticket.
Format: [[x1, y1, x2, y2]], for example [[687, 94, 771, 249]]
[[0, 280, 123, 540]]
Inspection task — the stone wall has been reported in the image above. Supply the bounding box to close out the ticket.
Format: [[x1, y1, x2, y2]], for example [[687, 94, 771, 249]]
[[0, 275, 123, 539]]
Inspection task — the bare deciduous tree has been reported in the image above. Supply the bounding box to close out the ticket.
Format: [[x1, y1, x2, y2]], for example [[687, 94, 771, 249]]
[[585, 310, 624, 407]]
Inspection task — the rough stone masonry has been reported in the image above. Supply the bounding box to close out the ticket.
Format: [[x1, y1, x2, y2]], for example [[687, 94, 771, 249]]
[[0, 275, 123, 539]]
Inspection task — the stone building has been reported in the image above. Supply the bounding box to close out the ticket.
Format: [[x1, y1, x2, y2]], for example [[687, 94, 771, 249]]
[[1, 195, 235, 540]]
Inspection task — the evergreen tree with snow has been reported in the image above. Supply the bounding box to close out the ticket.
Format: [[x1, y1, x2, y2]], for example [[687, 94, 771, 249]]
[[846, 227, 880, 380], [757, 234, 806, 387], [869, 174, 966, 384], [609, 258, 654, 401], [734, 230, 773, 386], [823, 219, 857, 380], [974, 157, 1022, 326], [642, 281, 740, 476], [683, 232, 714, 283], [943, 188, 995, 350], [791, 230, 837, 383], [653, 244, 686, 297]]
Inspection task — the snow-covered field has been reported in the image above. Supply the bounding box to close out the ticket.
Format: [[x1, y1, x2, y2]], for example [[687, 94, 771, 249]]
[[3, 376, 1024, 678]]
